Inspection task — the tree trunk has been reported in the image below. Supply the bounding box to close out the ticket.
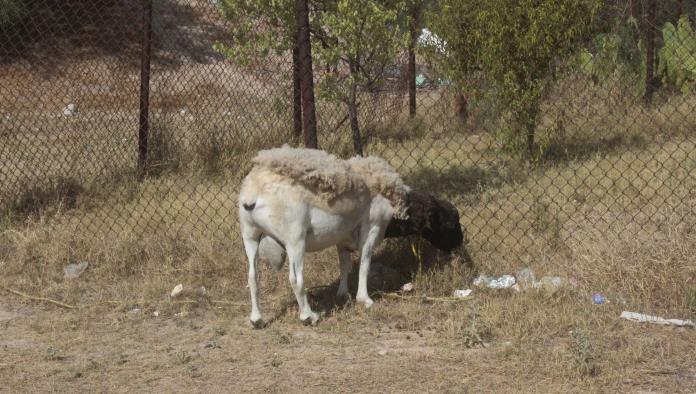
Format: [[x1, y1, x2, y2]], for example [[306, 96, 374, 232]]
[[521, 99, 539, 160], [295, 0, 318, 148], [348, 80, 363, 156], [677, 0, 684, 20], [644, 0, 656, 103], [526, 121, 535, 159], [407, 3, 419, 118], [455, 90, 468, 122], [292, 44, 302, 141]]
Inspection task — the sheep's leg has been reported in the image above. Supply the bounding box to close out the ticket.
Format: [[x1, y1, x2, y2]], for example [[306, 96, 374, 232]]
[[242, 228, 264, 328], [336, 247, 353, 299], [287, 240, 319, 325], [356, 225, 381, 308]]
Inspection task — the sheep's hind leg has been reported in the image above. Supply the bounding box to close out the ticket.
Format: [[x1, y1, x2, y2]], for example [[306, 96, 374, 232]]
[[356, 225, 381, 308], [287, 240, 319, 325], [242, 228, 264, 328], [336, 247, 353, 300]]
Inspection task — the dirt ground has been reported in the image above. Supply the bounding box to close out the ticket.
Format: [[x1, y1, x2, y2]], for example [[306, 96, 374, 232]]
[[2, 293, 695, 394]]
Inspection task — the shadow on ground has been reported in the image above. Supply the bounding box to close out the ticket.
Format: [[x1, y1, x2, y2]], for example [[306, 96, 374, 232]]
[[265, 238, 475, 325]]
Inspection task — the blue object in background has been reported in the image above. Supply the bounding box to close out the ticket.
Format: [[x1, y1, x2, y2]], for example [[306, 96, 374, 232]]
[[592, 293, 606, 305]]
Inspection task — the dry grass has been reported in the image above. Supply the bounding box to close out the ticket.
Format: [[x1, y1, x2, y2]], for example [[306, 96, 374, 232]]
[[2, 66, 696, 391], [2, 129, 696, 392]]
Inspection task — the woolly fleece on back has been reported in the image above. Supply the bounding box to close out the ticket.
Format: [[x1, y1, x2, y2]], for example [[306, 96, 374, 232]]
[[251, 145, 410, 219]]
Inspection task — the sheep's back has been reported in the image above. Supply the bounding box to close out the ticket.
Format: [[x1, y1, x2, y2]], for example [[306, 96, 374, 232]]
[[251, 145, 368, 200]]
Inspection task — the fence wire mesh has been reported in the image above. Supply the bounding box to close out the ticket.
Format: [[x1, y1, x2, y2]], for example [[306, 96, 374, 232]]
[[1, 0, 695, 273]]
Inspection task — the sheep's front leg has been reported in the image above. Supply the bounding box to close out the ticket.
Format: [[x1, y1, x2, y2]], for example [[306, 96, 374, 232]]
[[337, 247, 353, 299], [287, 240, 319, 325], [356, 225, 381, 308], [242, 228, 264, 328]]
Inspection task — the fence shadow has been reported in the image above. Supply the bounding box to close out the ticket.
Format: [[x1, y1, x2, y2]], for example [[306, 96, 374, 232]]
[[405, 163, 520, 201], [302, 238, 474, 321]]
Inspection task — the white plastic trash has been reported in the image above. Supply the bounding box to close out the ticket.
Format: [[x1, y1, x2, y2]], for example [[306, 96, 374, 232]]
[[170, 284, 184, 297], [400, 282, 414, 293], [516, 268, 536, 289], [453, 289, 473, 298], [474, 274, 516, 289], [620, 311, 694, 328], [63, 262, 89, 279]]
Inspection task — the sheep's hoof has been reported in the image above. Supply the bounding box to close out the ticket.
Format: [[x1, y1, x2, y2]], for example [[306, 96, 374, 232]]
[[356, 296, 374, 308], [250, 319, 266, 329], [336, 291, 352, 302], [300, 312, 320, 326]]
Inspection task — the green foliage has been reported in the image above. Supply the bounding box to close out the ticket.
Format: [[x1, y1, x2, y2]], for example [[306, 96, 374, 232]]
[[427, 0, 600, 158], [213, 0, 295, 64], [576, 16, 645, 94], [312, 0, 409, 103], [569, 329, 600, 377], [658, 15, 696, 94]]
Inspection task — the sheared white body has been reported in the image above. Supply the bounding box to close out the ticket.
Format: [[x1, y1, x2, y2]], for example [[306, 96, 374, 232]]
[[239, 166, 395, 326]]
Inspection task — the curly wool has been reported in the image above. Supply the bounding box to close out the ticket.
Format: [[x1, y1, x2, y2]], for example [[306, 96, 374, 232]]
[[251, 145, 410, 219]]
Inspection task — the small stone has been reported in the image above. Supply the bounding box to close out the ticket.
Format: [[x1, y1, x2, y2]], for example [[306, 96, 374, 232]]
[[153, 311, 159, 317], [170, 284, 184, 297], [128, 308, 141, 314], [63, 103, 77, 116], [378, 349, 388, 356], [201, 340, 218, 349]]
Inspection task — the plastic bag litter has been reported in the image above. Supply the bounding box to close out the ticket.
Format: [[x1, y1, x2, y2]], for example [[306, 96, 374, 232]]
[[516, 268, 536, 288], [63, 262, 89, 279], [534, 276, 569, 294], [453, 289, 473, 298], [400, 282, 414, 293], [473, 274, 516, 289], [592, 293, 606, 304], [620, 311, 694, 328], [170, 284, 184, 297]]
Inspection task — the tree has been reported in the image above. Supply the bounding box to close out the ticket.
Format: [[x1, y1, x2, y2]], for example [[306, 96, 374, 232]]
[[295, 0, 318, 148], [216, 0, 411, 155], [312, 0, 409, 156], [427, 0, 600, 158], [215, 0, 318, 148]]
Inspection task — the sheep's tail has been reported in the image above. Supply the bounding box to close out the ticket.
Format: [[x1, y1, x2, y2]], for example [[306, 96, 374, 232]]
[[239, 166, 263, 213]]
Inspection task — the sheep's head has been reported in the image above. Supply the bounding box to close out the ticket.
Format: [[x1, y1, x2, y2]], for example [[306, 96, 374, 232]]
[[385, 190, 464, 253]]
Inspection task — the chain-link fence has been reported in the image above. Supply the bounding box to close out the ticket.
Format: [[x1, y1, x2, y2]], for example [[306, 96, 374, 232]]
[[1, 0, 695, 267]]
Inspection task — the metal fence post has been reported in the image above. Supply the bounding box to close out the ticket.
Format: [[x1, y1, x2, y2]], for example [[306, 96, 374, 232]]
[[292, 44, 303, 140], [138, 0, 153, 179], [408, 2, 418, 118], [644, 0, 656, 103]]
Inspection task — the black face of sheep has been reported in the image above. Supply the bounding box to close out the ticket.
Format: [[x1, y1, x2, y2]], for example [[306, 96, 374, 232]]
[[385, 190, 464, 253]]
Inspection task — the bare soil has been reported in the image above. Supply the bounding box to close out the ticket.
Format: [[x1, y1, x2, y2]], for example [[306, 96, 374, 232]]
[[2, 291, 695, 394]]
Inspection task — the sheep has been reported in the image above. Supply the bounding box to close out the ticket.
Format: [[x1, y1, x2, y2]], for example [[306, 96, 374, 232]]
[[239, 145, 463, 328]]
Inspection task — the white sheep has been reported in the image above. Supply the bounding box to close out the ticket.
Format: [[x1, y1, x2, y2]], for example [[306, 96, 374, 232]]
[[239, 145, 463, 328]]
